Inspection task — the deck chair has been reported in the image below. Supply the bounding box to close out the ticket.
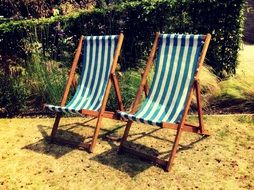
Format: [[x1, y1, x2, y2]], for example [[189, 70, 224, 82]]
[[44, 34, 124, 153], [117, 32, 211, 172]]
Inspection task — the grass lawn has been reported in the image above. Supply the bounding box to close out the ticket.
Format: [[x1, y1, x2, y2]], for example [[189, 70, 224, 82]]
[[0, 115, 253, 189], [204, 44, 254, 114]]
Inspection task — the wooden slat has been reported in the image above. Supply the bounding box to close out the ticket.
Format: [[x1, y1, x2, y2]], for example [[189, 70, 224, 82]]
[[50, 113, 62, 138], [50, 36, 84, 141], [130, 32, 160, 114], [162, 122, 210, 135], [89, 33, 124, 152], [195, 79, 205, 134], [165, 87, 195, 171], [141, 71, 149, 97], [81, 109, 118, 119], [111, 73, 125, 111], [195, 34, 211, 79], [61, 36, 84, 107]]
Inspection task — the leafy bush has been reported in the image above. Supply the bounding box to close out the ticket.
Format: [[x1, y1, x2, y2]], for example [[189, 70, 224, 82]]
[[107, 70, 141, 111], [215, 47, 254, 103], [0, 0, 96, 19], [0, 0, 246, 76], [0, 0, 247, 116], [107, 67, 155, 111], [191, 65, 221, 112], [0, 46, 69, 116], [0, 69, 28, 117], [25, 50, 68, 106]]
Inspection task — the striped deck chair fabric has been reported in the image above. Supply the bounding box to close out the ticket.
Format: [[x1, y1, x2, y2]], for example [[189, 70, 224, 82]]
[[118, 34, 204, 126], [45, 35, 119, 114]]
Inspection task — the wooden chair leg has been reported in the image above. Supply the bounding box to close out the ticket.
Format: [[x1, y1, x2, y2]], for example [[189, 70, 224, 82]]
[[111, 73, 125, 112], [141, 72, 149, 98], [118, 120, 133, 153], [195, 80, 205, 134], [89, 115, 103, 153], [50, 113, 62, 141], [165, 126, 183, 172], [144, 83, 149, 97]]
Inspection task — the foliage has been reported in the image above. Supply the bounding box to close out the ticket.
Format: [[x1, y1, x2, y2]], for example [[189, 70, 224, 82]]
[[0, 0, 95, 19], [0, 0, 129, 19], [0, 0, 246, 75], [0, 41, 68, 117], [0, 0, 248, 116], [107, 70, 142, 111], [0, 68, 28, 117], [25, 50, 68, 106], [213, 44, 254, 111]]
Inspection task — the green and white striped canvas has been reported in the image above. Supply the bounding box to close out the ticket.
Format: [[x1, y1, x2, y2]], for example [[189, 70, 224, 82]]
[[118, 34, 204, 126], [45, 35, 119, 114]]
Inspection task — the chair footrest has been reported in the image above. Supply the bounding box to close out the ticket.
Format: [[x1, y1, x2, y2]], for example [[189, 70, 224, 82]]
[[119, 144, 168, 170]]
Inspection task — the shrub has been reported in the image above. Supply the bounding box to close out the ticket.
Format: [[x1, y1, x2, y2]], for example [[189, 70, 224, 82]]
[[191, 65, 221, 112], [0, 68, 28, 117], [0, 0, 247, 115], [0, 0, 247, 76], [25, 50, 68, 107], [0, 0, 96, 19], [107, 70, 141, 111]]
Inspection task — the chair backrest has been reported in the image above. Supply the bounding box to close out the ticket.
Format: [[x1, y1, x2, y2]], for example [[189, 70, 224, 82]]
[[66, 35, 119, 111], [136, 34, 204, 124]]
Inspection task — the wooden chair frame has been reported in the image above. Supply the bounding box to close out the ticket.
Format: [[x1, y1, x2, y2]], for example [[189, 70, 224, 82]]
[[50, 33, 124, 153], [118, 32, 211, 172]]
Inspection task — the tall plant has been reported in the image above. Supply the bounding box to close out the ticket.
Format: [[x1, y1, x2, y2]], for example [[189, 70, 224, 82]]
[[26, 47, 68, 106]]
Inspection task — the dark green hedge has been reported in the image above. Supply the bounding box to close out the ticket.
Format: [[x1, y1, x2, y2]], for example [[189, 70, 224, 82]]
[[0, 0, 247, 116], [0, 0, 246, 76]]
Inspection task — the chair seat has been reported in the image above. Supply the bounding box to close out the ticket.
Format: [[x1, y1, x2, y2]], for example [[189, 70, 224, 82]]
[[118, 98, 184, 127], [45, 35, 119, 116], [44, 34, 124, 153], [117, 33, 211, 172], [44, 95, 101, 115], [44, 104, 82, 115], [117, 34, 205, 128], [118, 110, 179, 127]]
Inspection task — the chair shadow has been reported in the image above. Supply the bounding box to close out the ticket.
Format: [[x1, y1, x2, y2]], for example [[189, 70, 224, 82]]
[[22, 119, 125, 159], [22, 124, 85, 159], [125, 128, 209, 155], [23, 120, 208, 176], [91, 127, 209, 177], [158, 135, 209, 160], [90, 140, 156, 177]]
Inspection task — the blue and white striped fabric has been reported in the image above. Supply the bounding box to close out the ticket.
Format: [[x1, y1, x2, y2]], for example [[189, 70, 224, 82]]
[[118, 34, 204, 126], [45, 35, 119, 114]]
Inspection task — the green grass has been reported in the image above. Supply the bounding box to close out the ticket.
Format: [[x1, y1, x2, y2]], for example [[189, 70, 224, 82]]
[[191, 44, 254, 113], [0, 115, 253, 189], [215, 44, 254, 103]]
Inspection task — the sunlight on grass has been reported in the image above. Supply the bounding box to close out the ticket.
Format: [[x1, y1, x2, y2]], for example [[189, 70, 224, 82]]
[[218, 44, 254, 102], [194, 44, 254, 113], [0, 116, 253, 189], [199, 65, 220, 107]]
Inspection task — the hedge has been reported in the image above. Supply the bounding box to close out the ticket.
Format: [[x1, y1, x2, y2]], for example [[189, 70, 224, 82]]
[[0, 0, 247, 116], [0, 0, 247, 76]]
